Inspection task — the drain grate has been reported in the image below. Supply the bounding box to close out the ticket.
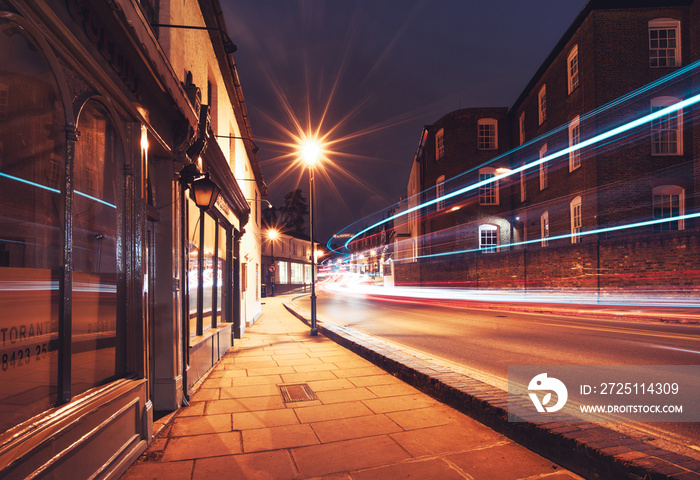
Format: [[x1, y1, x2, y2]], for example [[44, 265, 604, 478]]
[[279, 384, 316, 403]]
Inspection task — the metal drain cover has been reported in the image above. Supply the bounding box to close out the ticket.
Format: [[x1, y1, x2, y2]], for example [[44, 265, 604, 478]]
[[279, 384, 316, 403]]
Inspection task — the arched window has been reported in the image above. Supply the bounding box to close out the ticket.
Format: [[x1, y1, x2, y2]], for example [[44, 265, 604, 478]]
[[0, 16, 66, 431], [539, 143, 548, 190], [651, 96, 683, 155], [479, 224, 499, 253], [436, 175, 445, 210], [540, 211, 549, 247], [477, 118, 498, 150], [570, 196, 582, 243], [652, 185, 684, 231]]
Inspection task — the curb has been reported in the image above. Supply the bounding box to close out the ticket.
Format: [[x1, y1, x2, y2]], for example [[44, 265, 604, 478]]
[[284, 299, 700, 480]]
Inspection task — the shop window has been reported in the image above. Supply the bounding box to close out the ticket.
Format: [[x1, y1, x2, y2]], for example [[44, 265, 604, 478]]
[[477, 118, 497, 150], [0, 21, 65, 431], [653, 185, 684, 231], [649, 18, 681, 68], [72, 99, 125, 395], [479, 168, 498, 205], [479, 224, 499, 253], [278, 261, 289, 284], [291, 262, 304, 284], [651, 96, 683, 155]]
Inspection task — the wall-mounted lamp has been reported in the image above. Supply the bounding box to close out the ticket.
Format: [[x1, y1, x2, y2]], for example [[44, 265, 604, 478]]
[[191, 173, 221, 210], [214, 135, 260, 154], [152, 24, 237, 54]]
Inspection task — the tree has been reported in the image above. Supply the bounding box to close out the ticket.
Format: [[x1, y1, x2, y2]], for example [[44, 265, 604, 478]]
[[279, 189, 308, 235]]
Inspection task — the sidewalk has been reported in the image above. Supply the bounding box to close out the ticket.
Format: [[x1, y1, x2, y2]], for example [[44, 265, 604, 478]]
[[121, 294, 582, 480]]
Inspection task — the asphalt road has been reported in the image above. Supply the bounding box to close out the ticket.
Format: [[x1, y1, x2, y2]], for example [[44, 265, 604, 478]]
[[293, 288, 700, 452]]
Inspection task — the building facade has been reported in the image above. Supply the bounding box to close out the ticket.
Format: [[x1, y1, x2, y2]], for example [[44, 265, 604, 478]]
[[0, 0, 265, 478], [261, 231, 319, 297], [398, 0, 700, 291]]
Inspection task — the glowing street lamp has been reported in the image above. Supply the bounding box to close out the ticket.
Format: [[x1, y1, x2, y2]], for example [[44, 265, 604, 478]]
[[302, 140, 320, 336]]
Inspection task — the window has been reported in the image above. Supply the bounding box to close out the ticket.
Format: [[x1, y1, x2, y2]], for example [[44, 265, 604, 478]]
[[649, 18, 681, 68], [569, 115, 581, 171], [540, 212, 549, 247], [435, 128, 444, 160], [653, 185, 684, 231], [278, 261, 289, 284], [479, 224, 499, 253], [567, 45, 579, 94], [538, 85, 547, 125], [520, 168, 526, 202], [478, 118, 497, 150], [291, 262, 304, 283], [651, 96, 682, 155], [570, 196, 582, 243], [519, 112, 525, 145], [436, 175, 445, 210], [539, 144, 548, 190], [478, 168, 498, 205]]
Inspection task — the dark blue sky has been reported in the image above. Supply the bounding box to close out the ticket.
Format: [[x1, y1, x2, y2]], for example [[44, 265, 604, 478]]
[[221, 0, 589, 242]]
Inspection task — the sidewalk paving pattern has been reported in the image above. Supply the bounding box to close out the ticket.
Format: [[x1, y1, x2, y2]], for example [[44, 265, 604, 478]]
[[121, 296, 582, 480]]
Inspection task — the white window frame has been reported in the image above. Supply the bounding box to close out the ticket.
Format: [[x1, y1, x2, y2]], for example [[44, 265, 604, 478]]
[[435, 128, 444, 160], [652, 185, 685, 231], [540, 211, 549, 247], [519, 112, 525, 146], [539, 143, 548, 190], [567, 45, 579, 94], [436, 175, 445, 210], [538, 85, 547, 125], [651, 96, 683, 155], [478, 168, 498, 205], [478, 224, 499, 253], [570, 196, 582, 244], [477, 118, 498, 150], [649, 18, 681, 68], [569, 115, 581, 171]]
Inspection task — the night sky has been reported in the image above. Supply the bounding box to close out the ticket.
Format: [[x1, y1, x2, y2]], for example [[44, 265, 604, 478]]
[[220, 0, 589, 243]]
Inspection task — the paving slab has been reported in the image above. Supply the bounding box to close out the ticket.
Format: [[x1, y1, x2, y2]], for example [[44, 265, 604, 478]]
[[121, 294, 584, 480]]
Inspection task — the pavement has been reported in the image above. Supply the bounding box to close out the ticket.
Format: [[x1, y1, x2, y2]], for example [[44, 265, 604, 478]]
[[120, 294, 583, 480]]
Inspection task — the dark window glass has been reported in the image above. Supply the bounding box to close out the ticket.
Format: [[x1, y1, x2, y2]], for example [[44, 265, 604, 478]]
[[72, 100, 123, 395], [0, 19, 63, 433]]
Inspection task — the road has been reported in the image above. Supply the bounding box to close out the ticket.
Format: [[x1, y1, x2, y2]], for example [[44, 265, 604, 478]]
[[292, 288, 700, 453]]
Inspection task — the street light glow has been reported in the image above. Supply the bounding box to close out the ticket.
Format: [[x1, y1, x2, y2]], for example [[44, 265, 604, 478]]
[[267, 229, 279, 240], [301, 139, 321, 166]]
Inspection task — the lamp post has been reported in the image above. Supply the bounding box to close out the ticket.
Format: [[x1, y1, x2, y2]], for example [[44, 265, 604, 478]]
[[301, 141, 320, 336], [266, 229, 279, 297]]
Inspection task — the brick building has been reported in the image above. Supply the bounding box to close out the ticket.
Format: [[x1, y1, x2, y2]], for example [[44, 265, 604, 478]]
[[399, 0, 700, 291]]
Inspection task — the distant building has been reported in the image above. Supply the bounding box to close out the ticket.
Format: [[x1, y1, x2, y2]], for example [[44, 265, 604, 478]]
[[399, 0, 700, 291], [261, 230, 320, 296]]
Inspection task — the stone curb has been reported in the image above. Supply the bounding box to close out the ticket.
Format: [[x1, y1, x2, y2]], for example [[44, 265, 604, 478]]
[[284, 299, 700, 480]]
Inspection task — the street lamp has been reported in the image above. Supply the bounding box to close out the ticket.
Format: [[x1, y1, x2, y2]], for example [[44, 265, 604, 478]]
[[302, 140, 320, 336], [266, 229, 279, 297]]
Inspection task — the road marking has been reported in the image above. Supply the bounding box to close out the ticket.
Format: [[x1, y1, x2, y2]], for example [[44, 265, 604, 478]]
[[653, 345, 700, 355]]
